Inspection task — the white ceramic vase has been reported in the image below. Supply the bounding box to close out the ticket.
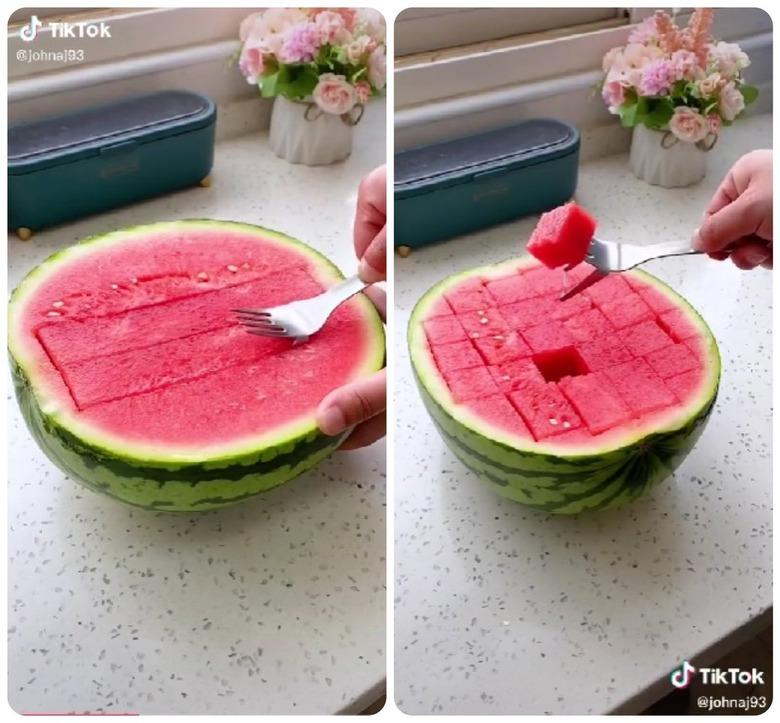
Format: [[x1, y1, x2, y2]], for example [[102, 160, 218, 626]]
[[268, 96, 357, 166], [629, 124, 708, 188]]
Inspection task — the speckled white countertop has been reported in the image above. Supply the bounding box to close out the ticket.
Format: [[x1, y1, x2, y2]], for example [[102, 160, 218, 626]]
[[8, 102, 386, 715], [394, 114, 772, 715]]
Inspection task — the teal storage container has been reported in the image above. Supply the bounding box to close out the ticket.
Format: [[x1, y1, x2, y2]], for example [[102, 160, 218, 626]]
[[394, 119, 580, 250], [8, 90, 216, 236]]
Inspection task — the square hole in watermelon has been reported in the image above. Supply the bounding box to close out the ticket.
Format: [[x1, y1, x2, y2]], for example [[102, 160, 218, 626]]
[[644, 342, 700, 379], [508, 382, 584, 440], [558, 373, 632, 435], [585, 274, 633, 305], [600, 358, 676, 416], [618, 320, 674, 357], [431, 340, 483, 373], [532, 347, 589, 383], [464, 394, 533, 439], [488, 357, 546, 393], [563, 307, 615, 342], [599, 292, 654, 329], [485, 274, 538, 305], [424, 316, 468, 345], [499, 296, 555, 330], [521, 321, 576, 354], [457, 308, 511, 340], [444, 366, 500, 403], [473, 331, 532, 365], [578, 335, 634, 371], [658, 308, 699, 342], [445, 279, 496, 313]]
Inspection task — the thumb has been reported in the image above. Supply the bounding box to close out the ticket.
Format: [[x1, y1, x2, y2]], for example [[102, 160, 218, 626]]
[[358, 226, 387, 283], [694, 194, 765, 253], [316, 369, 387, 436]]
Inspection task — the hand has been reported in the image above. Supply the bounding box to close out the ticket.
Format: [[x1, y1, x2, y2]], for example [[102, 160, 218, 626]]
[[354, 165, 387, 283], [692, 149, 773, 270], [316, 286, 386, 450]]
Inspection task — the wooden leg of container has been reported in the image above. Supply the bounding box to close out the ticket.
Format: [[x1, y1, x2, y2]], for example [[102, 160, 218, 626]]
[[16, 227, 33, 241], [199, 175, 212, 188], [397, 245, 412, 258]]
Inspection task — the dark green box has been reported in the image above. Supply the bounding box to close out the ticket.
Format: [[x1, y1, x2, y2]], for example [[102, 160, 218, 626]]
[[8, 90, 216, 235], [394, 119, 580, 249]]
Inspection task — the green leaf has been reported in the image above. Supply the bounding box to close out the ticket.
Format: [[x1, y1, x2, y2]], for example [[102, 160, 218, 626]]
[[260, 70, 280, 98], [740, 84, 759, 105], [277, 65, 319, 100], [641, 98, 675, 129], [618, 101, 639, 127]]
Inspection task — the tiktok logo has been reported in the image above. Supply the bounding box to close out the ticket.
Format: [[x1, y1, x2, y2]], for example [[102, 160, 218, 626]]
[[20, 15, 43, 42], [670, 660, 697, 688]]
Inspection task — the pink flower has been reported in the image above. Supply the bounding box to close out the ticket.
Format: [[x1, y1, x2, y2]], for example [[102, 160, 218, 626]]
[[601, 79, 626, 111], [239, 8, 305, 59], [356, 8, 386, 41], [707, 113, 721, 135], [627, 15, 659, 45], [346, 35, 372, 64], [670, 49, 701, 81], [697, 73, 721, 97], [709, 41, 750, 78], [668, 106, 708, 143], [639, 59, 676, 96], [279, 22, 320, 63], [239, 45, 264, 84], [312, 73, 356, 115], [355, 81, 371, 104], [239, 12, 265, 43], [368, 46, 386, 90], [602, 47, 623, 73], [719, 81, 745, 121], [310, 7, 357, 32], [313, 10, 349, 45]]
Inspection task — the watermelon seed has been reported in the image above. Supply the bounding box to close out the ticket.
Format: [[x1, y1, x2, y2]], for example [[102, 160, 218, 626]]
[[227, 264, 239, 273], [131, 277, 138, 284], [480, 317, 489, 325], [47, 311, 60, 317], [51, 300, 64, 308], [493, 335, 504, 340], [470, 332, 480, 338], [197, 272, 209, 281], [549, 418, 559, 426], [562, 421, 571, 429], [477, 309, 485, 316], [110, 284, 119, 290], [502, 375, 510, 381]]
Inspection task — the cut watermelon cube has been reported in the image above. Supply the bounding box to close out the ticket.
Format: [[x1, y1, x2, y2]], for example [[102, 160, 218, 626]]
[[550, 292, 593, 322], [426, 296, 455, 318], [424, 316, 468, 345], [635, 284, 677, 314], [527, 202, 597, 269], [473, 331, 532, 365], [431, 339, 484, 373], [509, 382, 584, 440], [585, 274, 633, 306], [600, 358, 676, 416], [558, 373, 632, 435], [444, 278, 496, 313], [488, 358, 546, 393], [599, 293, 654, 329], [500, 296, 555, 330], [485, 274, 539, 305], [665, 368, 703, 403], [457, 308, 511, 339], [658, 308, 699, 342], [563, 307, 615, 342], [618, 320, 674, 357], [524, 266, 566, 297], [444, 366, 500, 403], [644, 342, 700, 379], [521, 321, 576, 355], [577, 334, 633, 371], [464, 394, 533, 439]]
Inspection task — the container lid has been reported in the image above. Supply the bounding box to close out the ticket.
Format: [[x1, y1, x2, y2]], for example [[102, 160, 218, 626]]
[[395, 118, 579, 197], [9, 90, 216, 174]]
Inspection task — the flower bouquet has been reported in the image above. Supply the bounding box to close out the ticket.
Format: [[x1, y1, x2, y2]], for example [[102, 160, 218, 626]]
[[601, 9, 757, 187], [238, 8, 386, 165]]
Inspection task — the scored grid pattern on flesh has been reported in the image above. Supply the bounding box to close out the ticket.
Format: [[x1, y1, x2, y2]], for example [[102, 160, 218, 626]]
[[422, 262, 705, 444]]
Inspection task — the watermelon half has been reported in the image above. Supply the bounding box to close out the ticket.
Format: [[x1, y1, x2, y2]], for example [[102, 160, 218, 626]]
[[9, 220, 385, 511], [408, 258, 719, 514]]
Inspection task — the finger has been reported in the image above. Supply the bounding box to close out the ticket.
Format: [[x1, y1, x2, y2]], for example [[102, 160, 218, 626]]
[[354, 166, 387, 260], [358, 226, 386, 283], [362, 284, 386, 321], [693, 194, 765, 253], [707, 251, 730, 261], [338, 412, 386, 450], [316, 369, 387, 436], [761, 255, 773, 269], [704, 171, 738, 216], [729, 241, 771, 270]]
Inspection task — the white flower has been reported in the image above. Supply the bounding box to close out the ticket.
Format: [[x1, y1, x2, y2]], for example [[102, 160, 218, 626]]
[[719, 81, 746, 121], [709, 41, 750, 78]]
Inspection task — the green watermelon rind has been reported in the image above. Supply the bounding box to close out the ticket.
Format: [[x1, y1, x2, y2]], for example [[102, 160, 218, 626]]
[[408, 257, 720, 514], [9, 220, 385, 511]]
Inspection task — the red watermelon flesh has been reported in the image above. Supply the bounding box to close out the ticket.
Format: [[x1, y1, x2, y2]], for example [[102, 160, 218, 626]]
[[421, 259, 712, 448], [12, 223, 383, 451], [527, 202, 597, 269]]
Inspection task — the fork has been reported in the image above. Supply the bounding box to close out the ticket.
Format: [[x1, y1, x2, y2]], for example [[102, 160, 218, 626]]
[[234, 274, 369, 340], [560, 237, 702, 300]]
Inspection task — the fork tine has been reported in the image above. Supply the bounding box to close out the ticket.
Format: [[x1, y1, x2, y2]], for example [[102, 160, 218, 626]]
[[238, 319, 286, 331], [232, 308, 271, 317], [245, 328, 290, 338]]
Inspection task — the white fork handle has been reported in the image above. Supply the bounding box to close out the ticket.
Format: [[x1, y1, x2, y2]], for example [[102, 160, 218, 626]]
[[322, 274, 369, 309], [637, 239, 703, 262]]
